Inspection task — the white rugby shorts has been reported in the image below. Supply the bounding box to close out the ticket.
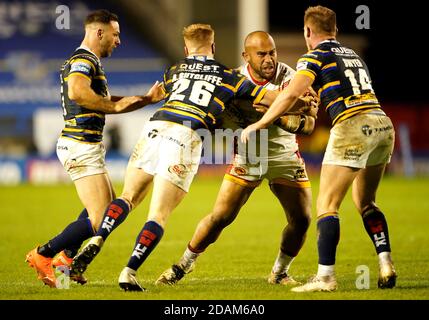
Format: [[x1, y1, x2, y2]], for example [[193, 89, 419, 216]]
[[130, 120, 202, 192], [323, 113, 395, 168], [56, 137, 107, 181]]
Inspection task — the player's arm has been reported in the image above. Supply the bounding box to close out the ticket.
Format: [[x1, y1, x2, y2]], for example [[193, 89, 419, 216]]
[[110, 81, 165, 106], [241, 73, 314, 142]]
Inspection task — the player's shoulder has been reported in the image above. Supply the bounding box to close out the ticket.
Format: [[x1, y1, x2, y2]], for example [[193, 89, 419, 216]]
[[68, 48, 99, 67]]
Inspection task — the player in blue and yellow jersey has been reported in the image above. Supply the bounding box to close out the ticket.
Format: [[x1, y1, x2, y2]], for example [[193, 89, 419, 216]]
[[25, 9, 163, 288], [242, 6, 396, 292], [69, 23, 278, 291]]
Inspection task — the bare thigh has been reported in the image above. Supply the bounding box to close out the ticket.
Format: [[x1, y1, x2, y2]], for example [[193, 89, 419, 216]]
[[316, 164, 360, 217], [352, 164, 387, 214], [74, 173, 115, 231]]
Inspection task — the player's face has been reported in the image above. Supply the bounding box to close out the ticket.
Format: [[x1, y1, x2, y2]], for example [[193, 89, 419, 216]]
[[100, 21, 121, 58], [245, 41, 277, 81]]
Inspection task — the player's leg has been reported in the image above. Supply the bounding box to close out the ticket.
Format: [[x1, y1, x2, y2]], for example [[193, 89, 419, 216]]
[[70, 166, 153, 276], [26, 172, 114, 287], [119, 175, 187, 291], [292, 164, 359, 292], [156, 178, 256, 285], [268, 182, 312, 285], [352, 164, 396, 288]]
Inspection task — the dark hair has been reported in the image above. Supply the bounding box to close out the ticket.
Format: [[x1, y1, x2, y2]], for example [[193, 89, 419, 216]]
[[84, 9, 118, 26]]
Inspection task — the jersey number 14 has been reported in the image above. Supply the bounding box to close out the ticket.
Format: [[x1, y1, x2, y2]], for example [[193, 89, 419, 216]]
[[344, 68, 373, 95]]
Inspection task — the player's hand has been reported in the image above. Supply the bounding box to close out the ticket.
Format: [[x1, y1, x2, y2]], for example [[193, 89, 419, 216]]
[[241, 122, 264, 143], [253, 104, 268, 114], [145, 81, 165, 104]]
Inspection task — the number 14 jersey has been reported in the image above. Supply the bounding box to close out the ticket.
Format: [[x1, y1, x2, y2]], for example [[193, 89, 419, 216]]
[[296, 39, 384, 126]]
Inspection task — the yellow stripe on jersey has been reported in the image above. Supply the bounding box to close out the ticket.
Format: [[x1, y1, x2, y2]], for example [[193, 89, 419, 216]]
[[325, 97, 344, 110], [164, 78, 173, 85], [94, 75, 106, 80], [318, 80, 341, 96], [222, 82, 237, 93], [70, 58, 96, 72], [298, 57, 322, 67], [75, 113, 105, 119], [322, 62, 337, 70], [332, 105, 381, 125], [224, 69, 233, 74], [67, 73, 91, 82], [214, 97, 225, 110], [297, 69, 316, 80], [159, 107, 209, 128], [165, 101, 208, 118], [253, 87, 267, 105], [234, 77, 246, 91], [310, 49, 330, 54], [63, 127, 102, 135]]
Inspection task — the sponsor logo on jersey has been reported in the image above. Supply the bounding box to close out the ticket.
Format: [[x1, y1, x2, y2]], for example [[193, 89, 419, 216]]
[[70, 62, 91, 74]]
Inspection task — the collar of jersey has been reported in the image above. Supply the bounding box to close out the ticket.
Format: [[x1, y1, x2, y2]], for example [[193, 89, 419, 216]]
[[186, 55, 214, 62], [77, 45, 101, 63], [316, 39, 340, 47]]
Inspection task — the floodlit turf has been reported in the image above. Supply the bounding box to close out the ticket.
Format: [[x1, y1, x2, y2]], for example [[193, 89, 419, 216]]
[[1, 175, 428, 300]]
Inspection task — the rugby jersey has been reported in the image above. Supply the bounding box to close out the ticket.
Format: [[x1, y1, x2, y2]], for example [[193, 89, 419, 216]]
[[59, 46, 108, 143], [150, 55, 267, 131], [296, 39, 384, 126]]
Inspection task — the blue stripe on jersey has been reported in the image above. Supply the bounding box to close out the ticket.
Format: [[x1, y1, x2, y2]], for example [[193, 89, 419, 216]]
[[320, 85, 342, 97]]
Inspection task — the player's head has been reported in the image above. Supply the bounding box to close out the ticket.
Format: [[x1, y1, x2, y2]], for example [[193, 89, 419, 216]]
[[84, 9, 120, 58], [303, 6, 337, 50], [242, 31, 277, 81], [182, 24, 215, 57]]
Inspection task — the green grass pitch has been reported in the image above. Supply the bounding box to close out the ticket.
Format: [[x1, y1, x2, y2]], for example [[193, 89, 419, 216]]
[[1, 174, 428, 300]]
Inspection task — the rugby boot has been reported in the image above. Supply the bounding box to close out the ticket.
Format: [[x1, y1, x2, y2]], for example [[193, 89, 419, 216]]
[[25, 247, 56, 288], [155, 263, 194, 285], [291, 274, 337, 292], [118, 267, 145, 292], [52, 250, 87, 285], [268, 271, 301, 286], [70, 236, 103, 277]]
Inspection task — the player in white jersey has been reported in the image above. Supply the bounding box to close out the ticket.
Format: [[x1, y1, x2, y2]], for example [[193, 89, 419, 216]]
[[156, 31, 318, 286]]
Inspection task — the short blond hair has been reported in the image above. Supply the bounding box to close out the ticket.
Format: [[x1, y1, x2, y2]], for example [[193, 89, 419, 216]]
[[182, 23, 214, 46], [304, 5, 336, 36]]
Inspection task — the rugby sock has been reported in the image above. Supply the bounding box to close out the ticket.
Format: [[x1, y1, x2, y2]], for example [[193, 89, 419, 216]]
[[317, 212, 340, 266], [126, 221, 164, 271], [362, 207, 391, 254], [96, 198, 130, 241], [272, 250, 295, 275], [39, 217, 94, 258], [178, 245, 201, 272], [64, 208, 89, 258]]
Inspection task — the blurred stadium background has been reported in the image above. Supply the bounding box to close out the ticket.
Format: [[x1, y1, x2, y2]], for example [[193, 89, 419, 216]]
[[0, 0, 427, 184]]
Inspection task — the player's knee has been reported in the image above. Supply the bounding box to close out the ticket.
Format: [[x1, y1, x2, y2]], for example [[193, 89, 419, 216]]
[[290, 214, 311, 233], [208, 211, 234, 229], [119, 194, 135, 210]]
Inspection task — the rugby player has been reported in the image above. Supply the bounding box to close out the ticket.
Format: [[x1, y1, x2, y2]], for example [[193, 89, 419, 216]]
[[156, 31, 318, 287], [242, 6, 396, 292], [69, 24, 283, 291], [25, 9, 164, 288]]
